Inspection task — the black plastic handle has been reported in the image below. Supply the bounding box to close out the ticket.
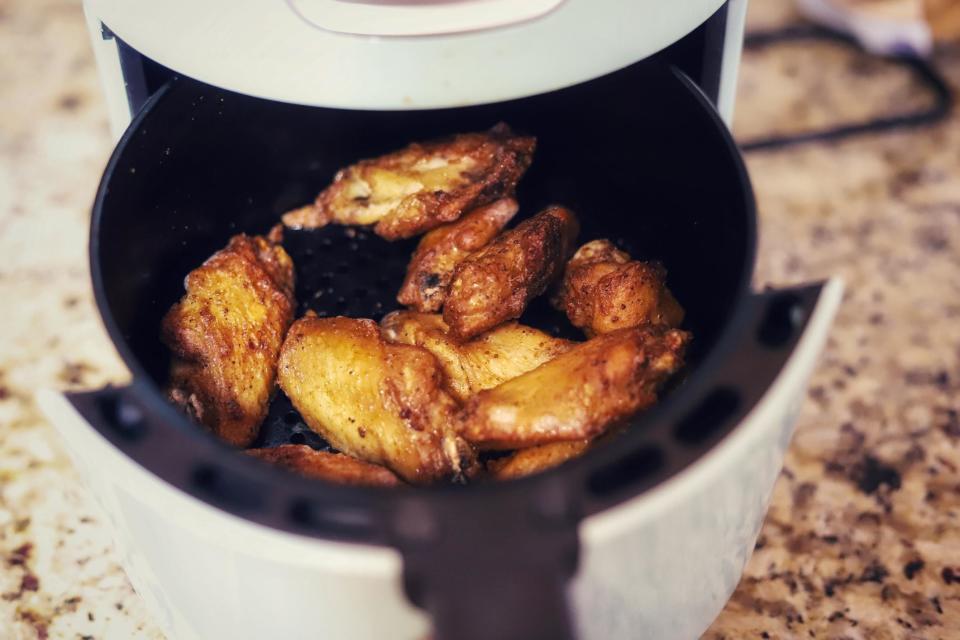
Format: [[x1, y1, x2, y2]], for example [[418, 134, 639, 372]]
[[394, 483, 580, 640], [428, 564, 574, 640]]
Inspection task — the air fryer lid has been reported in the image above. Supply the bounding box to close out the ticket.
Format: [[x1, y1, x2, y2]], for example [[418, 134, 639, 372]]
[[77, 60, 823, 640], [88, 0, 731, 109]]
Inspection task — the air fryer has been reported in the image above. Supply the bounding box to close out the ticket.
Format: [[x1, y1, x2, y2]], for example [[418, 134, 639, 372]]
[[38, 2, 844, 639]]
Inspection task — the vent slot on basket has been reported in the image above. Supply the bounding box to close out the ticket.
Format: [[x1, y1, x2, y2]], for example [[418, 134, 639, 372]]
[[95, 391, 148, 441], [673, 387, 741, 445], [757, 292, 804, 348], [290, 498, 377, 538], [587, 446, 665, 498], [190, 464, 266, 512]]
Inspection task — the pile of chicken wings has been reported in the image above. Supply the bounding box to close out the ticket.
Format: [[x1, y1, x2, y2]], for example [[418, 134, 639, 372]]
[[162, 124, 690, 487]]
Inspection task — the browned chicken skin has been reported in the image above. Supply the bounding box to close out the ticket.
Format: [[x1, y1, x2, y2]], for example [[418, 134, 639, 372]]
[[161, 234, 296, 447], [553, 239, 684, 336], [277, 315, 473, 484], [443, 206, 580, 340], [485, 420, 630, 481], [246, 445, 401, 487], [486, 440, 592, 481], [458, 325, 689, 450], [282, 124, 535, 240], [397, 198, 519, 312], [381, 311, 574, 403]]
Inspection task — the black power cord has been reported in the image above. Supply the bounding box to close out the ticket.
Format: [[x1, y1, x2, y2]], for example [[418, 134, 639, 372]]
[[739, 25, 954, 151]]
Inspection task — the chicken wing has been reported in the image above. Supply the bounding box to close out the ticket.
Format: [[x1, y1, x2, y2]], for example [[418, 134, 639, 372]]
[[277, 315, 473, 484], [553, 239, 684, 336], [162, 234, 296, 447], [282, 124, 535, 240], [486, 440, 592, 481], [443, 205, 580, 340], [458, 325, 689, 450], [397, 198, 518, 312], [246, 445, 401, 487], [381, 311, 574, 403]]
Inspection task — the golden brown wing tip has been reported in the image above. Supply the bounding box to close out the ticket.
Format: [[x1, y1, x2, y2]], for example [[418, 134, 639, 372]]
[[543, 205, 581, 248], [657, 326, 692, 352], [544, 204, 579, 222], [246, 445, 403, 487], [486, 439, 592, 481], [267, 223, 284, 244], [282, 203, 330, 230]]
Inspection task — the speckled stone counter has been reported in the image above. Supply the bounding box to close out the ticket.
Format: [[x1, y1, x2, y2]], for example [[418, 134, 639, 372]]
[[0, 1, 958, 638]]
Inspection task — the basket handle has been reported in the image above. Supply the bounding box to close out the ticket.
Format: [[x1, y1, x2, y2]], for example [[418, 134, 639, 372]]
[[394, 486, 579, 640]]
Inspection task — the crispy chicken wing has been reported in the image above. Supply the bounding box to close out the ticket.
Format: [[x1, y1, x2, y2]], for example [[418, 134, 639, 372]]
[[162, 234, 295, 447], [443, 205, 580, 340], [458, 326, 689, 450], [282, 124, 535, 240], [277, 315, 473, 484], [486, 440, 592, 481], [397, 198, 518, 312], [553, 239, 684, 336], [246, 445, 401, 487], [381, 311, 574, 403]]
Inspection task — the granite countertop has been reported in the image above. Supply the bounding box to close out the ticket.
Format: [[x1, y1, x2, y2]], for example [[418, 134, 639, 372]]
[[1, 0, 958, 638]]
